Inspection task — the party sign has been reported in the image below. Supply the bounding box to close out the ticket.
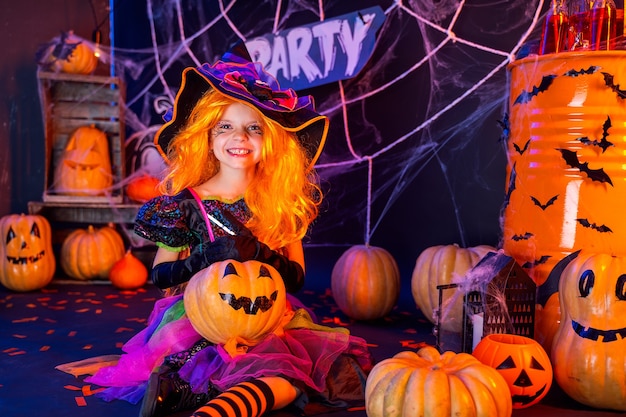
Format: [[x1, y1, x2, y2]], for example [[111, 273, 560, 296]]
[[245, 6, 386, 90]]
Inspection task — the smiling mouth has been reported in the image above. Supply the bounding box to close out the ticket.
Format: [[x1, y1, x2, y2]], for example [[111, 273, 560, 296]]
[[512, 384, 547, 406], [572, 320, 626, 342], [227, 148, 251, 155], [7, 250, 46, 265]]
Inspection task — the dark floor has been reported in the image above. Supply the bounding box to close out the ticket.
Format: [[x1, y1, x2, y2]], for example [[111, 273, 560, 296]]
[[1, 248, 625, 417]]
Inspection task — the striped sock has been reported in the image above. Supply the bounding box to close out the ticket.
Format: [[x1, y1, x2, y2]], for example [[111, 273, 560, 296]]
[[192, 379, 275, 417]]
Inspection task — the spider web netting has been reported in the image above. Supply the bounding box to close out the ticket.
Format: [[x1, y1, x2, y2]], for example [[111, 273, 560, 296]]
[[39, 0, 555, 348], [58, 0, 547, 260]]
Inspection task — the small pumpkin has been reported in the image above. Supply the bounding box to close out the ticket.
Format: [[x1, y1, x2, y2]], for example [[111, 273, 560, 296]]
[[0, 214, 56, 292], [331, 245, 400, 321], [60, 224, 125, 280], [43, 31, 98, 74], [126, 175, 161, 203], [54, 125, 113, 196], [184, 260, 287, 356], [411, 244, 495, 332], [365, 345, 513, 417], [472, 333, 553, 409], [552, 251, 626, 411], [109, 250, 148, 290]]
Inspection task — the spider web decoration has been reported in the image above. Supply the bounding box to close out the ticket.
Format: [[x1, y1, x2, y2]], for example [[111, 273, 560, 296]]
[[75, 1, 547, 260]]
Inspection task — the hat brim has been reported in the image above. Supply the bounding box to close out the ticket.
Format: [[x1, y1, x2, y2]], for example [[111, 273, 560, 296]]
[[155, 63, 328, 168]]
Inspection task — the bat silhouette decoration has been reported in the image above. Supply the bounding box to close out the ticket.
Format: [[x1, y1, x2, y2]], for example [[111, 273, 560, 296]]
[[512, 232, 534, 241], [502, 163, 517, 209], [497, 113, 510, 142], [513, 139, 530, 155], [514, 74, 558, 105], [601, 72, 626, 99], [536, 250, 581, 307], [34, 31, 81, 69], [563, 66, 600, 77], [531, 194, 558, 210], [557, 148, 613, 185], [577, 115, 614, 153], [522, 255, 551, 268], [576, 218, 612, 233]]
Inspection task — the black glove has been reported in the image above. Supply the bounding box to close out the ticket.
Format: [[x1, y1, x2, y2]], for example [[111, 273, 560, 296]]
[[150, 236, 241, 289], [218, 212, 305, 292], [255, 240, 305, 293], [226, 234, 305, 293]]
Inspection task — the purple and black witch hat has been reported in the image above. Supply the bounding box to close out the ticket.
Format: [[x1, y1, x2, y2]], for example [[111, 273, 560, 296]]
[[154, 43, 328, 167]]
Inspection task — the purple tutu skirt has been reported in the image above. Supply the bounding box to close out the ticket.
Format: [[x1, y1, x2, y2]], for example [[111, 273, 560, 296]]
[[85, 294, 373, 405]]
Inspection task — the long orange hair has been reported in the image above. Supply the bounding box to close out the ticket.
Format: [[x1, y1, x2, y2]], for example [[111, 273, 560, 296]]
[[159, 89, 322, 249]]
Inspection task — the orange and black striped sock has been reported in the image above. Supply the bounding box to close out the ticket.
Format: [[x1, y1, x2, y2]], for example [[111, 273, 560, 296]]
[[191, 379, 275, 417]]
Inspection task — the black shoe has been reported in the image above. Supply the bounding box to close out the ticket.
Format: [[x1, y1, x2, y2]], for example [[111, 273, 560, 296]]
[[139, 366, 215, 417]]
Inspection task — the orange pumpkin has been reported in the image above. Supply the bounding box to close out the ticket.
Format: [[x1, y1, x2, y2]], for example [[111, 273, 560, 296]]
[[0, 214, 56, 292], [44, 31, 98, 74], [331, 245, 400, 321], [126, 175, 161, 203], [109, 250, 148, 289], [184, 260, 287, 356], [552, 251, 626, 411], [54, 125, 113, 196], [60, 224, 125, 280], [473, 333, 553, 409]]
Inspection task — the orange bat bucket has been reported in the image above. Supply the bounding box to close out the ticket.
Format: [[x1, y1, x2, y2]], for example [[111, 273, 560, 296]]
[[503, 51, 626, 287]]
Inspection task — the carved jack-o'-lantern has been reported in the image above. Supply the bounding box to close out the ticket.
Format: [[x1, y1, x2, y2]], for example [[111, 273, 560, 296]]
[[552, 251, 626, 411], [184, 260, 287, 356], [473, 333, 552, 409], [54, 125, 112, 195], [0, 214, 56, 292]]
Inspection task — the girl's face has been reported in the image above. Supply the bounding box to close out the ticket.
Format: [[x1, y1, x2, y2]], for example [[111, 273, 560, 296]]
[[211, 102, 264, 172]]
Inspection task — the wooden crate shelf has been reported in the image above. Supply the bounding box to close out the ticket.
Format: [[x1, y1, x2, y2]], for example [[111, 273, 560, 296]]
[[37, 71, 126, 204], [28, 201, 140, 225]]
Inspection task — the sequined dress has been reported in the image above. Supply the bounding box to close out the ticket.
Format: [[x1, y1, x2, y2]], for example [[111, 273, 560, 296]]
[[83, 189, 373, 409]]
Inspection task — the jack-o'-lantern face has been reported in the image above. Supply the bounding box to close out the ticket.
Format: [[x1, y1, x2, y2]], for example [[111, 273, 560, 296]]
[[183, 259, 287, 352], [54, 125, 112, 195], [0, 214, 56, 292], [472, 333, 553, 409], [219, 262, 278, 314], [560, 252, 626, 343], [6, 221, 45, 265]]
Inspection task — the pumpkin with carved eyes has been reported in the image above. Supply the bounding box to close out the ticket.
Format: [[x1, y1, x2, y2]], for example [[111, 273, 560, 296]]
[[473, 333, 552, 409], [184, 260, 287, 356], [54, 125, 113, 196], [0, 214, 56, 292], [552, 251, 626, 411]]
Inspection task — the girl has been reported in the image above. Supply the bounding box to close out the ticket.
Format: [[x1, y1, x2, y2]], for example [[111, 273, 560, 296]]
[[83, 54, 373, 417]]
